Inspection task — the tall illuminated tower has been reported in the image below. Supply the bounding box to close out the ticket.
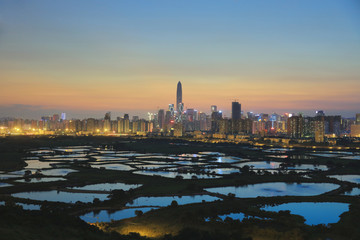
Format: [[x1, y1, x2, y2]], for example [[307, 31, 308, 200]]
[[176, 81, 183, 122], [176, 81, 182, 112]]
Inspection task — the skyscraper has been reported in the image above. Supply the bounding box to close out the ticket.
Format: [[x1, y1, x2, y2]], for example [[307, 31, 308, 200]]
[[104, 112, 111, 120], [232, 101, 241, 120], [158, 109, 165, 129], [61, 113, 66, 121], [176, 81, 182, 113], [211, 105, 217, 113], [169, 104, 175, 117], [104, 112, 111, 132]]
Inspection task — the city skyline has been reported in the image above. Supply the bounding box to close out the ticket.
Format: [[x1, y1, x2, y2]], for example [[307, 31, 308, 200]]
[[0, 79, 358, 120], [0, 1, 359, 119]]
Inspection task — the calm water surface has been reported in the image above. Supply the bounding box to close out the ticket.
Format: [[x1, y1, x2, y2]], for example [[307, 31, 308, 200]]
[[18, 203, 41, 210], [70, 182, 141, 191], [91, 164, 135, 171], [212, 156, 243, 163], [344, 188, 360, 196], [205, 182, 339, 198], [0, 182, 12, 187], [12, 190, 109, 203], [328, 175, 360, 184], [133, 170, 220, 179], [40, 168, 78, 176], [24, 160, 56, 169], [80, 207, 157, 223], [234, 161, 282, 169], [261, 202, 349, 225], [16, 177, 66, 183], [127, 195, 220, 207]]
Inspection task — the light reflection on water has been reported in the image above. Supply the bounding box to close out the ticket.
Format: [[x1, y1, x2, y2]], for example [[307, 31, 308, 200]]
[[80, 207, 157, 223]]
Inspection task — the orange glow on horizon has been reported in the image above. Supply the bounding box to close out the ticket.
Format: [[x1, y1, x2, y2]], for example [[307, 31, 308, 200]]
[[1, 70, 359, 114]]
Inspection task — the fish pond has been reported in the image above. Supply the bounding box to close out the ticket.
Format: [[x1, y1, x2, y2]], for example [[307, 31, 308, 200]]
[[205, 182, 339, 198]]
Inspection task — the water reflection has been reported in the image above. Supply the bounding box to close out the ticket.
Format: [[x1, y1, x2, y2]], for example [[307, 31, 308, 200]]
[[205, 182, 339, 198], [0, 182, 12, 187], [18, 203, 41, 210], [328, 175, 360, 184], [70, 182, 141, 191], [206, 168, 240, 175], [234, 161, 281, 169], [91, 164, 135, 171], [344, 188, 360, 196], [127, 195, 220, 207], [16, 177, 66, 183], [40, 169, 78, 176], [261, 202, 349, 225], [80, 207, 157, 223], [212, 156, 243, 163], [133, 170, 220, 179], [12, 190, 109, 203], [25, 160, 56, 169]]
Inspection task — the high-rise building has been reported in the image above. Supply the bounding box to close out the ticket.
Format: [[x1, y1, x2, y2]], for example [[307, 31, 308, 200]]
[[61, 113, 66, 121], [164, 110, 172, 130], [53, 114, 60, 122], [287, 115, 303, 138], [232, 101, 241, 120], [104, 112, 111, 120], [132, 121, 138, 133], [139, 119, 146, 132], [199, 112, 207, 131], [356, 113, 360, 125], [314, 119, 325, 143], [173, 123, 183, 137], [169, 104, 175, 117], [124, 119, 130, 133], [104, 112, 111, 132], [132, 116, 139, 122], [158, 109, 165, 129], [176, 81, 182, 112], [211, 111, 223, 132], [86, 118, 95, 133], [211, 105, 217, 113], [351, 124, 360, 137], [117, 118, 124, 133], [324, 116, 341, 136], [316, 110, 325, 117]]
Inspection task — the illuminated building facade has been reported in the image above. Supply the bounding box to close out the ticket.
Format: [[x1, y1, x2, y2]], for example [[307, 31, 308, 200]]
[[176, 81, 182, 113], [287, 115, 303, 138]]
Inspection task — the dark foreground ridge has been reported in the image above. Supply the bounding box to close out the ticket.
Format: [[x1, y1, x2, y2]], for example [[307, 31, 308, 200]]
[[0, 135, 360, 240]]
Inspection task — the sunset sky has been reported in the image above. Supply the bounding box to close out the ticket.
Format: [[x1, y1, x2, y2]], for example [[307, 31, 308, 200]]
[[0, 0, 359, 119]]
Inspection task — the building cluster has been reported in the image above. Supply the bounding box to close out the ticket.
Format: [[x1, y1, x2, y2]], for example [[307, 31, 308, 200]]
[[1, 82, 360, 142]]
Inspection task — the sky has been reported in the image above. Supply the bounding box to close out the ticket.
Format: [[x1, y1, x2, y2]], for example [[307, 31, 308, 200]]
[[0, 0, 359, 119]]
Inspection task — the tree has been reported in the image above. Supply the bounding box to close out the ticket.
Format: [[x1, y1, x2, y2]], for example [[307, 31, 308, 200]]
[[134, 210, 143, 217], [170, 200, 178, 208]]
